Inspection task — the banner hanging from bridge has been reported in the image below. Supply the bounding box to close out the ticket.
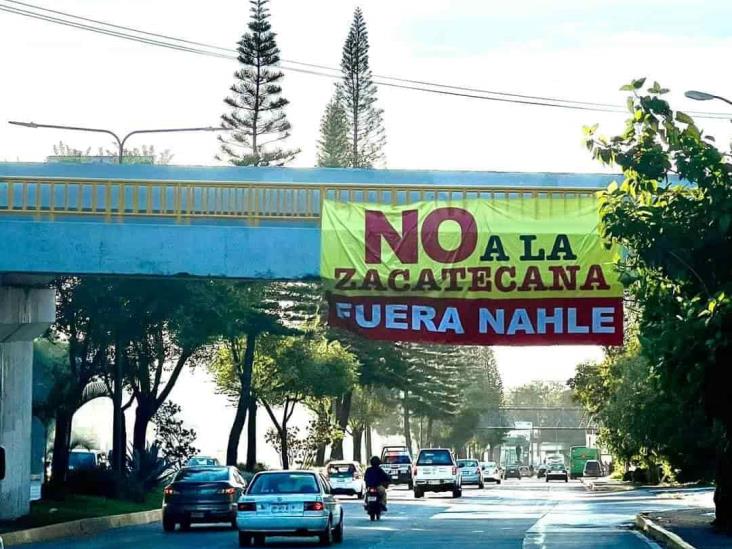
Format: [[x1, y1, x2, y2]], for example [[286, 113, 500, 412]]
[[321, 197, 623, 346]]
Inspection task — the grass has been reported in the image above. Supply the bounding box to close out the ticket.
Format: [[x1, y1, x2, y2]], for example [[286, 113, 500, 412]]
[[0, 491, 162, 533]]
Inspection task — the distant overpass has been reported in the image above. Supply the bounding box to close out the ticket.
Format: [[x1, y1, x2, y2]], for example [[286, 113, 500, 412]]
[[480, 406, 598, 432]]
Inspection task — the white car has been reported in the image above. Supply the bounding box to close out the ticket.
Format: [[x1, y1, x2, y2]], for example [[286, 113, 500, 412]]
[[236, 470, 343, 547], [326, 461, 365, 498], [480, 461, 502, 484], [413, 448, 462, 498]]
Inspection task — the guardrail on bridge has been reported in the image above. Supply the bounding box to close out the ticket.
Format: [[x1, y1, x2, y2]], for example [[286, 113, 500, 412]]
[[0, 176, 602, 222]]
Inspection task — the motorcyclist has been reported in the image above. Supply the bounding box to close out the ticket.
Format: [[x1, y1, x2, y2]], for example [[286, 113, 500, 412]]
[[364, 456, 390, 511]]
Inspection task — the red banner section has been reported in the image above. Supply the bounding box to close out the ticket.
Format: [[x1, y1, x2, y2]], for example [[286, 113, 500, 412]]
[[327, 294, 624, 346]]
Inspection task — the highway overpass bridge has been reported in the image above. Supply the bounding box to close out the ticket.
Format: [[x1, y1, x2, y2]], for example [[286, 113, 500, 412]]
[[0, 163, 613, 519]]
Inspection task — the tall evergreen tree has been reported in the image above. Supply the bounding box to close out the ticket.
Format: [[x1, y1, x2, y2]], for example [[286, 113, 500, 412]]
[[339, 7, 386, 168], [218, 0, 299, 166], [316, 92, 350, 167]]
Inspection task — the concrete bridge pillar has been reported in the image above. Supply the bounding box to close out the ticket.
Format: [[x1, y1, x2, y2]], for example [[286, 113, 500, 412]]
[[0, 284, 55, 520]]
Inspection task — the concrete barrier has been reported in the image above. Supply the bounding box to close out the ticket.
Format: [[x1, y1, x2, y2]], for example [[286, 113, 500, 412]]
[[635, 513, 697, 549], [0, 509, 161, 546]]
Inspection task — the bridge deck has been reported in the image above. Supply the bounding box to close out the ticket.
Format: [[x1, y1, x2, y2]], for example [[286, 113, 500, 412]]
[[0, 164, 615, 278]]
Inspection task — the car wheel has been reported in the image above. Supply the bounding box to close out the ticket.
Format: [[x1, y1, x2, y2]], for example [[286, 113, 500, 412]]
[[333, 513, 344, 543], [357, 490, 363, 500], [452, 488, 462, 498], [238, 531, 252, 547], [497, 479, 501, 485], [162, 516, 176, 532], [414, 487, 423, 499], [180, 518, 191, 531], [253, 534, 265, 546], [319, 517, 333, 546], [408, 480, 414, 490], [565, 478, 568, 483], [479, 482, 485, 489]]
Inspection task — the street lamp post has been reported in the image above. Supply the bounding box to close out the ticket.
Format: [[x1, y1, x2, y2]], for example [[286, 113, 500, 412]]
[[685, 90, 732, 108], [8, 121, 225, 163]]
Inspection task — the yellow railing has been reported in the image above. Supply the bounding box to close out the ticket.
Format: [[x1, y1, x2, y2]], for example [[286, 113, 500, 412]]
[[0, 176, 602, 221]]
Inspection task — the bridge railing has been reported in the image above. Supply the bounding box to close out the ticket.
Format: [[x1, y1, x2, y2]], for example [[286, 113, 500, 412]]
[[0, 176, 601, 221]]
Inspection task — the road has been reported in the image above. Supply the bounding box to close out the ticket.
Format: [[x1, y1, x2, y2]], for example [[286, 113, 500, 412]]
[[18, 479, 712, 549]]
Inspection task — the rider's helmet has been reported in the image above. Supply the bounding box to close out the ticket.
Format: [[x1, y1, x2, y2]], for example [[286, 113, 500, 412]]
[[370, 456, 381, 468]]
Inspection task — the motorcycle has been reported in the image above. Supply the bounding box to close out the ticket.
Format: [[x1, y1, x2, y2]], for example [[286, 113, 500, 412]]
[[364, 486, 384, 521]]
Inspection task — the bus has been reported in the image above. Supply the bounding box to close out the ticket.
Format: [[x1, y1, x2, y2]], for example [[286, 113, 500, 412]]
[[569, 446, 600, 479]]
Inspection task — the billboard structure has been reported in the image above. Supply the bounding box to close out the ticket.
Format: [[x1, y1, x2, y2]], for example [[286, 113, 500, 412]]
[[321, 196, 623, 346]]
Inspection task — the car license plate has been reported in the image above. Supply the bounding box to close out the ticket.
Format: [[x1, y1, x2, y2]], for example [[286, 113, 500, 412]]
[[367, 496, 377, 502], [429, 480, 441, 485], [190, 512, 205, 519], [391, 474, 398, 479], [270, 504, 290, 513]]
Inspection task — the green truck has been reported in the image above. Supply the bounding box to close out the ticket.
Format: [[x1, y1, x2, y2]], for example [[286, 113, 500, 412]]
[[569, 446, 600, 479]]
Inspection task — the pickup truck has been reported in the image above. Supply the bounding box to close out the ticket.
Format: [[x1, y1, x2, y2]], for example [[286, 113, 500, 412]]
[[412, 448, 462, 498]]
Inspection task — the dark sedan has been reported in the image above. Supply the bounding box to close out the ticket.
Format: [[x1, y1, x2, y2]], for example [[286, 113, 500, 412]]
[[162, 466, 247, 532]]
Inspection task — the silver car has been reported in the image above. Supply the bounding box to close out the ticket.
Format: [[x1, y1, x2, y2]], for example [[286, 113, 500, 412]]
[[236, 470, 344, 547]]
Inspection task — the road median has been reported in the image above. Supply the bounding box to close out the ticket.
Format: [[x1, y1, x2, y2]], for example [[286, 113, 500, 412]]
[[0, 509, 161, 547], [635, 513, 697, 549]]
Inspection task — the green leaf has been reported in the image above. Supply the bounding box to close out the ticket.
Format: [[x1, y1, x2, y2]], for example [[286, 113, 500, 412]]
[[675, 111, 695, 125], [632, 78, 647, 90]]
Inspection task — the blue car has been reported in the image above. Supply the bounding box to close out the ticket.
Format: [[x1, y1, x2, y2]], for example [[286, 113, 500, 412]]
[[457, 459, 484, 489]]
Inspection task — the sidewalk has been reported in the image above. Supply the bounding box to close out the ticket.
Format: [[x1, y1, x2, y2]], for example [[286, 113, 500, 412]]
[[642, 509, 732, 549]]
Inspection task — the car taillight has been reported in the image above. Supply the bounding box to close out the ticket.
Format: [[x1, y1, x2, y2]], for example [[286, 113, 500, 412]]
[[218, 487, 237, 495], [237, 502, 256, 512], [452, 466, 457, 475], [413, 466, 418, 476], [163, 487, 178, 496], [353, 472, 361, 479], [305, 501, 325, 512]]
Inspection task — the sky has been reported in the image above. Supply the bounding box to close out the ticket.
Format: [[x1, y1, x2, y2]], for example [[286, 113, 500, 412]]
[[3, 0, 731, 463]]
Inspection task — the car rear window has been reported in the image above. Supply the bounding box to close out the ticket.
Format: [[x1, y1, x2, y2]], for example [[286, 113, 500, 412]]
[[188, 457, 218, 466], [327, 464, 356, 478], [550, 463, 565, 470], [417, 450, 453, 465], [247, 473, 320, 495], [69, 452, 96, 468], [383, 454, 411, 465], [458, 460, 479, 468], [175, 468, 229, 482]]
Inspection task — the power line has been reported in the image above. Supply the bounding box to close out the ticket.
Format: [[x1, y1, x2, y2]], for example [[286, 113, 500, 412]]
[[1, 0, 624, 110], [2, 0, 731, 119]]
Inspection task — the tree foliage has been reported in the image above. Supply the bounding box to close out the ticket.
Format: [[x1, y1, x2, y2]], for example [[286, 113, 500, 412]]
[[153, 401, 199, 470], [258, 335, 357, 469], [570, 334, 718, 482], [317, 93, 350, 168], [339, 7, 386, 168], [585, 78, 732, 528], [50, 140, 173, 164], [218, 0, 298, 166]]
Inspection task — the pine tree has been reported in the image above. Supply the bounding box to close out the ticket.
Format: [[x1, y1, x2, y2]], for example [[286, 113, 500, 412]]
[[339, 7, 386, 168], [316, 92, 350, 167], [218, 0, 299, 166]]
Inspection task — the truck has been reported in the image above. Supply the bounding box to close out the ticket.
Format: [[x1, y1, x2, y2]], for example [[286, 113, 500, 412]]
[[569, 446, 600, 479], [380, 446, 413, 488]]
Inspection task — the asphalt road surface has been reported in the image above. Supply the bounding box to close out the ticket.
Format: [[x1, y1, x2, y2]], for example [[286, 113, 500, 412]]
[[19, 479, 712, 549]]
